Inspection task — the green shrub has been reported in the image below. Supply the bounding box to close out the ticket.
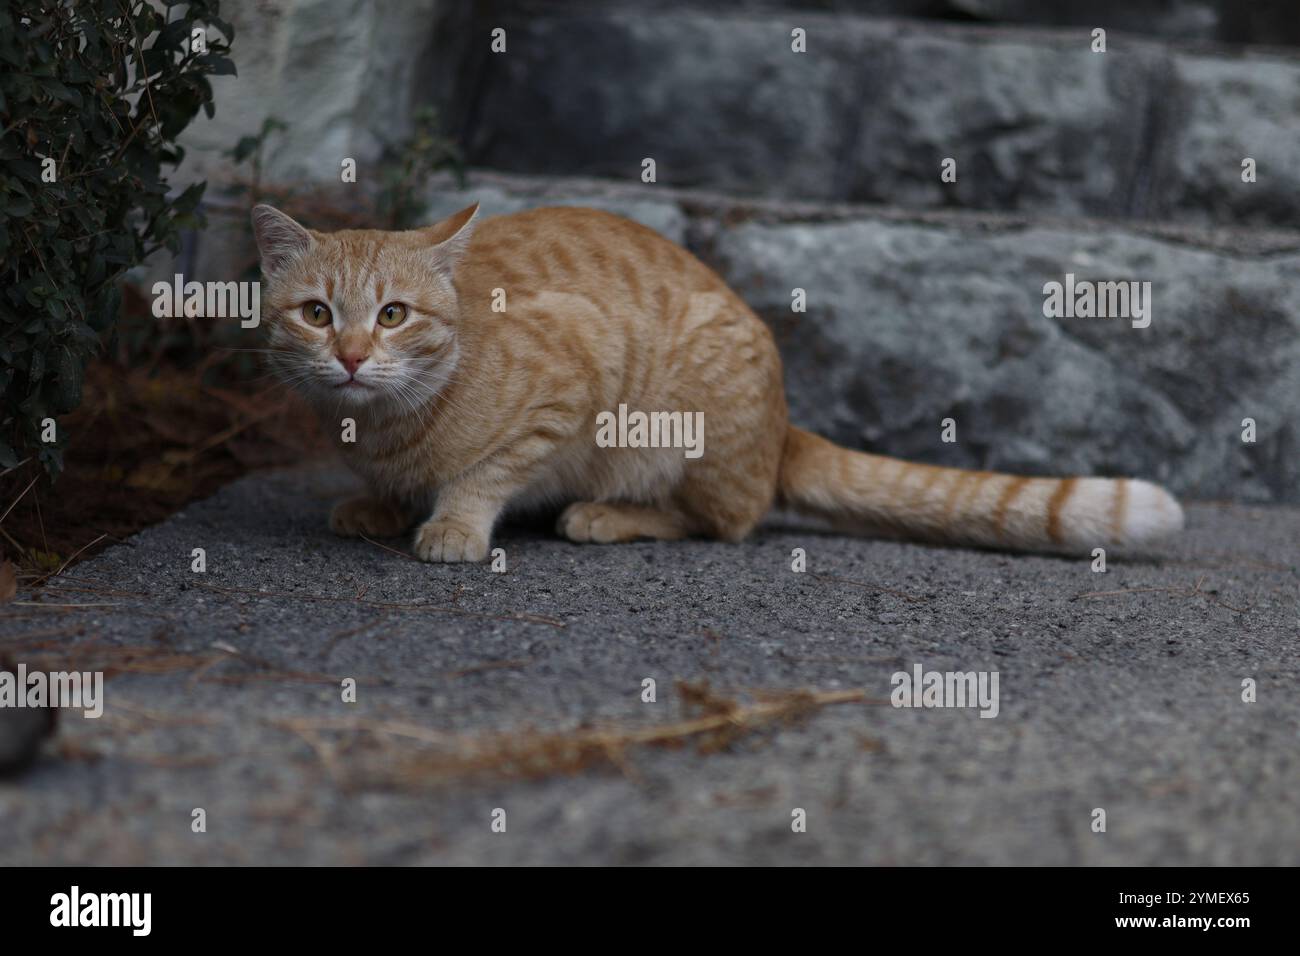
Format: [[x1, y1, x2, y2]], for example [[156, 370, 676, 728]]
[[0, 0, 234, 475]]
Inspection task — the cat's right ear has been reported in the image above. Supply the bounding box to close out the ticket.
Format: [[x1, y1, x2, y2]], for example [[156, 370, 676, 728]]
[[422, 202, 479, 277], [251, 205, 313, 277]]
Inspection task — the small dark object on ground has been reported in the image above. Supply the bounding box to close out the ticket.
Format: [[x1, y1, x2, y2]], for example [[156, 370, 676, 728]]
[[0, 655, 58, 777]]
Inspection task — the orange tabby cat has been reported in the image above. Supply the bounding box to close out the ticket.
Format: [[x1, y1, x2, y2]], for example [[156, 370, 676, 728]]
[[251, 202, 1183, 562]]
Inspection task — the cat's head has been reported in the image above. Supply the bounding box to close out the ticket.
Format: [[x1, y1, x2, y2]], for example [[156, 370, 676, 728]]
[[250, 202, 478, 412]]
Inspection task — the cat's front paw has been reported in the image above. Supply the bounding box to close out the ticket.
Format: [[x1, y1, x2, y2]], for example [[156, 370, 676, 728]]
[[329, 497, 410, 538], [413, 518, 490, 562]]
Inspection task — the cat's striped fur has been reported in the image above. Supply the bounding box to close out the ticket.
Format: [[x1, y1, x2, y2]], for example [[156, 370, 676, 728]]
[[251, 202, 1183, 562]]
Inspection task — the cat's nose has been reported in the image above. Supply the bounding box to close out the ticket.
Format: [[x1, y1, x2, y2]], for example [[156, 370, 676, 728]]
[[338, 353, 367, 377]]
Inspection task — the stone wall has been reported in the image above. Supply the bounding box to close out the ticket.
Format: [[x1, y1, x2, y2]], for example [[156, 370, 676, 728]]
[[458, 7, 1300, 227]]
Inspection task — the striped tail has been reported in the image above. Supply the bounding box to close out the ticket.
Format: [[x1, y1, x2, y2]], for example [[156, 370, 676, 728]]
[[777, 426, 1183, 553]]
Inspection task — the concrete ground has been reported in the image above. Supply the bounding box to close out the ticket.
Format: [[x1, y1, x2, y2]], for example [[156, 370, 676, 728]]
[[1, 463, 1297, 865]]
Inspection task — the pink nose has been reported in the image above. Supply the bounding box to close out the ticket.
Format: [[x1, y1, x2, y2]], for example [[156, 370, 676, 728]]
[[338, 354, 367, 376]]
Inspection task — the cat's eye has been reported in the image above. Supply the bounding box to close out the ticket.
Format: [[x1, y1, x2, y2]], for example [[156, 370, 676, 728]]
[[378, 303, 408, 328], [301, 301, 332, 327]]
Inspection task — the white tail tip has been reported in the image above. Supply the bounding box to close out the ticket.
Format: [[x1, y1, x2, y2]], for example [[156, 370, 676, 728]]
[[1059, 477, 1184, 549], [1123, 479, 1184, 544]]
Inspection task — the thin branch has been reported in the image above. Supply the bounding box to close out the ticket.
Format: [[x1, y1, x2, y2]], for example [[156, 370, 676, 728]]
[[1074, 575, 1251, 614]]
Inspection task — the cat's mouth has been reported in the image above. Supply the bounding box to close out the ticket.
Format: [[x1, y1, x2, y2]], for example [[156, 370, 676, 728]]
[[334, 379, 371, 389]]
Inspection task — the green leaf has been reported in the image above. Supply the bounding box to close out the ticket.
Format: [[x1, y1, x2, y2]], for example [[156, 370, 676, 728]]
[[196, 53, 236, 76], [229, 134, 259, 163], [38, 77, 83, 108], [51, 347, 82, 413]]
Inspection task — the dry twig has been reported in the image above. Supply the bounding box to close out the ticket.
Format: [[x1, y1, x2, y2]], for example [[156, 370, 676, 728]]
[[1074, 574, 1251, 614]]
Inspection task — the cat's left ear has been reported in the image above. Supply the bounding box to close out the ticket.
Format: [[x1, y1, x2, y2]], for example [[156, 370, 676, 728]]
[[422, 202, 479, 276], [251, 204, 313, 277]]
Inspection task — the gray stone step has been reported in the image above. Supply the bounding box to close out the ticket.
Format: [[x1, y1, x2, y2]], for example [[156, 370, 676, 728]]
[[572, 0, 1300, 47], [418, 171, 1300, 504], [440, 8, 1300, 228], [937, 0, 1300, 46]]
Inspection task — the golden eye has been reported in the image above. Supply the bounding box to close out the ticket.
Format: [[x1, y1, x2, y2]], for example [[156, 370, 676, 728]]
[[301, 301, 332, 327], [378, 303, 408, 328]]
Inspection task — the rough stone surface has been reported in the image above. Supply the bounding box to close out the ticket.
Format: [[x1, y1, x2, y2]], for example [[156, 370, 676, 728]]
[[171, 2, 1300, 228], [459, 7, 1300, 226], [1, 465, 1296, 865], [844, 28, 1160, 218], [176, 0, 447, 187], [668, 1, 1300, 46], [1157, 54, 1300, 226], [461, 12, 867, 202], [710, 215, 1300, 504]]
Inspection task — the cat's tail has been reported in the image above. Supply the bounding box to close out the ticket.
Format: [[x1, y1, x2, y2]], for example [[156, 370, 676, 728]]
[[776, 426, 1183, 552]]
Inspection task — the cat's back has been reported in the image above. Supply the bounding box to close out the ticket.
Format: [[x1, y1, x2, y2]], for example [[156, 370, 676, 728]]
[[458, 206, 724, 302]]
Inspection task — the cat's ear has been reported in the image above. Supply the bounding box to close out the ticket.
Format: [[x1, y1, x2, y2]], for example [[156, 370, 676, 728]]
[[422, 202, 479, 276], [251, 204, 313, 277]]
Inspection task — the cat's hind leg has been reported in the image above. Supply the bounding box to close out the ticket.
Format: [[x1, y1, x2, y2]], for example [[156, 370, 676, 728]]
[[557, 501, 692, 544]]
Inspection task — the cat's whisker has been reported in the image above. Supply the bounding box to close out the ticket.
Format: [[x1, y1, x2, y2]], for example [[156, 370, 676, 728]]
[[214, 346, 300, 355], [390, 369, 470, 424]]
